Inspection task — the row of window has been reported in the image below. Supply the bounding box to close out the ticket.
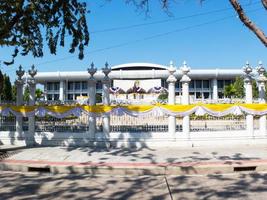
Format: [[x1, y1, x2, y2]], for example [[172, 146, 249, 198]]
[[47, 94, 59, 101], [176, 92, 225, 99], [47, 82, 60, 91], [47, 93, 89, 101], [167, 80, 233, 90], [67, 82, 88, 91], [46, 81, 103, 91], [47, 80, 233, 92]]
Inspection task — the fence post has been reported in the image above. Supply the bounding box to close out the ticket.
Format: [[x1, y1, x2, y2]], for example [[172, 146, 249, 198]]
[[167, 61, 177, 140], [180, 61, 191, 138], [102, 62, 111, 147], [257, 61, 267, 135], [87, 62, 97, 141], [15, 66, 25, 136], [243, 61, 254, 136], [27, 65, 37, 146]]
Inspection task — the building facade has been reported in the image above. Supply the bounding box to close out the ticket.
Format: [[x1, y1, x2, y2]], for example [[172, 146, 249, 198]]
[[33, 63, 244, 103]]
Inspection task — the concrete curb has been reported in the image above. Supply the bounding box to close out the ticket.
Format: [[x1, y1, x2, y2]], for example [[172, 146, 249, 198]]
[[1, 159, 267, 175]]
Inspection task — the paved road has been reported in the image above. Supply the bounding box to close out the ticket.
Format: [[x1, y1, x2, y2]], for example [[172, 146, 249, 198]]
[[0, 171, 267, 200]]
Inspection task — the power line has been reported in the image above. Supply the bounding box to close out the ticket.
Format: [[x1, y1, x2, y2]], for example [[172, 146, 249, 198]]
[[36, 7, 262, 67], [90, 1, 261, 34]]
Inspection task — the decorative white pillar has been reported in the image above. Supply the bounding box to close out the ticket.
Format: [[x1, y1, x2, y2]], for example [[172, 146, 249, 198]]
[[167, 61, 177, 139], [257, 61, 267, 134], [102, 62, 111, 147], [59, 80, 64, 101], [212, 78, 218, 103], [87, 62, 97, 140], [27, 65, 37, 146], [15, 66, 25, 135], [243, 61, 254, 135], [180, 61, 191, 138]]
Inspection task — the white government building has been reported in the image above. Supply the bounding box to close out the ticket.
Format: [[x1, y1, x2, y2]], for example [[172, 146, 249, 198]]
[[34, 62, 243, 104]]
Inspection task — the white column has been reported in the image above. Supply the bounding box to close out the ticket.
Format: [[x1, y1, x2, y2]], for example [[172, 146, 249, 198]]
[[28, 81, 36, 137], [102, 79, 110, 134], [167, 61, 177, 139], [59, 80, 64, 101], [27, 65, 37, 146], [212, 78, 218, 103], [257, 61, 267, 134], [243, 62, 254, 136], [15, 80, 24, 134], [180, 61, 191, 138], [102, 62, 111, 148], [15, 66, 25, 135], [87, 63, 97, 141]]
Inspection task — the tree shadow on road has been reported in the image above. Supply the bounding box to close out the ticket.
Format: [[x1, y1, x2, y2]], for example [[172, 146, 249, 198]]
[[0, 171, 267, 199]]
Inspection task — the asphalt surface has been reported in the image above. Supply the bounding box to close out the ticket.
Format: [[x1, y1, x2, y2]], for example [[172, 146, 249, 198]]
[[0, 171, 267, 200]]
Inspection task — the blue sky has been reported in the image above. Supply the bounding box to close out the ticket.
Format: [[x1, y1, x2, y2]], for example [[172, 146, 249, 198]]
[[1, 0, 267, 82]]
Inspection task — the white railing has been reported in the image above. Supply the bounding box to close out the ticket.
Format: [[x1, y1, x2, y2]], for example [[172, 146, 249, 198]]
[[0, 114, 260, 133]]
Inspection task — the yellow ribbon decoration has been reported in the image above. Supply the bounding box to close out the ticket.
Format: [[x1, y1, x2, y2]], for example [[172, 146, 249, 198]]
[[82, 105, 115, 113], [3, 104, 267, 115], [10, 106, 37, 113], [121, 105, 154, 112], [240, 104, 267, 111], [202, 104, 236, 112], [161, 104, 196, 112], [44, 105, 77, 113]]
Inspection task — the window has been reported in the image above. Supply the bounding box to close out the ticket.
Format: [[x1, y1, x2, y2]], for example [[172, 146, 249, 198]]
[[54, 82, 60, 91], [82, 81, 87, 90], [82, 93, 87, 97], [203, 80, 210, 89], [175, 82, 181, 89], [68, 82, 74, 91], [96, 81, 102, 89], [218, 92, 224, 99], [224, 80, 231, 86], [47, 83, 53, 91], [75, 82, 81, 90], [203, 92, 210, 99], [189, 81, 195, 89], [54, 94, 59, 100], [47, 94, 53, 100], [196, 80, 202, 89], [161, 80, 167, 88], [196, 92, 202, 99], [75, 94, 80, 100], [68, 94, 73, 100], [218, 80, 224, 89]]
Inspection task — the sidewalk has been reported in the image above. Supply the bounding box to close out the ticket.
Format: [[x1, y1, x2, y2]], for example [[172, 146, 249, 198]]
[[1, 144, 267, 175]]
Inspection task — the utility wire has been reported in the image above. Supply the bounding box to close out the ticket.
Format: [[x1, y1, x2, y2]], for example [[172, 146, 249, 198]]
[[90, 1, 260, 34], [36, 7, 262, 66]]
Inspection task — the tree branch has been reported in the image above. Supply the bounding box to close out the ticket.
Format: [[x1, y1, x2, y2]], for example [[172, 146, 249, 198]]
[[262, 0, 267, 10], [229, 0, 267, 47], [0, 0, 24, 39]]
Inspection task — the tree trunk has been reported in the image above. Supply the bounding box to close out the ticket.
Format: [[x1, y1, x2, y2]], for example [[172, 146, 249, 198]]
[[229, 0, 267, 47]]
